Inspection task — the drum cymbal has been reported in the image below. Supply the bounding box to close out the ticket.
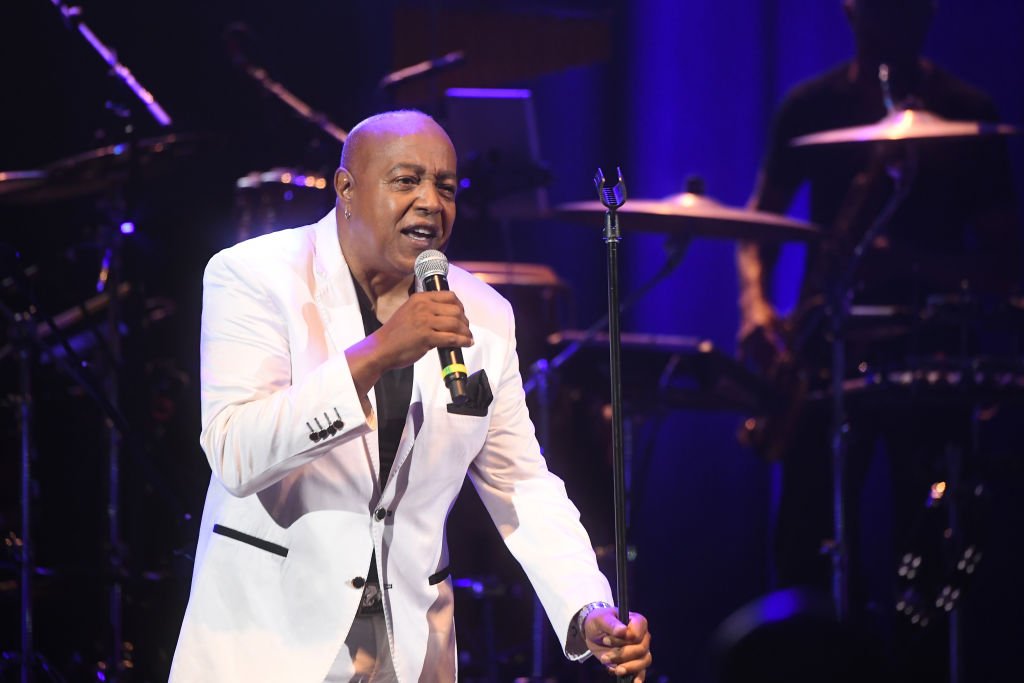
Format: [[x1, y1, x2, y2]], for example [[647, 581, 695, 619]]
[[0, 133, 203, 204], [556, 192, 819, 242], [0, 170, 48, 199], [791, 108, 1018, 147]]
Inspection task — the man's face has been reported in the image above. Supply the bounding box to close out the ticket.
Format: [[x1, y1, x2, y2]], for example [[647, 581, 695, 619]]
[[848, 0, 934, 62], [343, 123, 458, 279]]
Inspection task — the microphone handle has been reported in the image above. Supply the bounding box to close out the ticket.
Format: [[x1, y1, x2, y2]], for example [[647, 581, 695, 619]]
[[423, 274, 469, 404]]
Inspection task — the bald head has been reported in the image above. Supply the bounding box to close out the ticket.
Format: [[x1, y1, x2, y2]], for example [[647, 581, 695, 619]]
[[339, 110, 453, 175]]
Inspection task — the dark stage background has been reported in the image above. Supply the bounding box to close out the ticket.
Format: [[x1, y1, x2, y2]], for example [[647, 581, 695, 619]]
[[2, 1, 1023, 681]]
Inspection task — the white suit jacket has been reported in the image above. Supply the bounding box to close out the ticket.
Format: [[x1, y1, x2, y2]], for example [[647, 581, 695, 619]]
[[170, 210, 613, 682]]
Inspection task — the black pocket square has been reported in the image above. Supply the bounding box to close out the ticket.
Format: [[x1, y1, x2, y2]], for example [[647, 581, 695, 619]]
[[446, 369, 493, 416]]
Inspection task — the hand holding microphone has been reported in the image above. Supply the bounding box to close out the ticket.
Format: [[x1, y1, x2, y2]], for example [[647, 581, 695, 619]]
[[415, 250, 470, 404], [343, 251, 473, 404]]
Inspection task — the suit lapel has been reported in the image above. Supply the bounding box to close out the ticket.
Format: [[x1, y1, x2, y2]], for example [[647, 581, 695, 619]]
[[311, 210, 381, 487]]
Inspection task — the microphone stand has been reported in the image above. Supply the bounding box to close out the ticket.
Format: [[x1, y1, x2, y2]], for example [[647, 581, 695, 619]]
[[597, 168, 632, 683], [521, 182, 686, 680]]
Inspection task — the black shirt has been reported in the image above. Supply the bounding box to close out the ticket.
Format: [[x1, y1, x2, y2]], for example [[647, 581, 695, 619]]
[[352, 275, 414, 591], [352, 276, 414, 484]]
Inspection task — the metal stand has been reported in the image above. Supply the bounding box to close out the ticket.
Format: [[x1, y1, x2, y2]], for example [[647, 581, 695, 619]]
[[224, 22, 347, 143], [45, 3, 177, 676], [521, 182, 686, 679], [596, 168, 632, 683], [826, 148, 917, 618], [0, 298, 36, 683]]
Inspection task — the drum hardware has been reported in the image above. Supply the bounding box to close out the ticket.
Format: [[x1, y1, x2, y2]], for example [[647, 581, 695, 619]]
[[895, 474, 986, 632], [0, 172, 48, 201], [233, 167, 334, 241], [556, 175, 820, 243], [778, 62, 1021, 682], [454, 261, 570, 370], [813, 356, 1024, 406], [49, 0, 171, 128], [791, 108, 1018, 147], [2, 244, 187, 683], [547, 330, 772, 415], [224, 22, 348, 144], [0, 134, 202, 206], [790, 61, 1019, 148], [378, 50, 466, 90]]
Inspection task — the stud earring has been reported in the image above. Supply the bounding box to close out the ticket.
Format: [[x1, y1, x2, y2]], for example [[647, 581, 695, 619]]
[[344, 205, 352, 220]]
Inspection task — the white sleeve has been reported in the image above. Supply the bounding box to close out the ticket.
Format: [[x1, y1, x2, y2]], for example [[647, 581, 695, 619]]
[[198, 248, 374, 497], [467, 301, 613, 660]]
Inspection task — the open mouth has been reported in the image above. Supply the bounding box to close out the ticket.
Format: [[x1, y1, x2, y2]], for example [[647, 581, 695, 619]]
[[400, 225, 439, 242]]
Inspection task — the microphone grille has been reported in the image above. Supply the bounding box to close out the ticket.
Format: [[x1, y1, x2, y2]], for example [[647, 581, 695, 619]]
[[414, 249, 448, 283]]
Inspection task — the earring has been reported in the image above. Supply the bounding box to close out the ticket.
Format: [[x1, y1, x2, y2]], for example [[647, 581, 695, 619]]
[[344, 205, 352, 220]]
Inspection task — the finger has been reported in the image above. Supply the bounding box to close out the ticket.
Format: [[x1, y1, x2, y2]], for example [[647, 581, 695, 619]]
[[603, 651, 652, 678], [591, 612, 629, 638], [593, 634, 631, 649], [592, 618, 647, 649], [597, 632, 650, 666], [426, 307, 471, 329], [417, 290, 464, 310], [425, 320, 473, 349], [625, 613, 649, 639]]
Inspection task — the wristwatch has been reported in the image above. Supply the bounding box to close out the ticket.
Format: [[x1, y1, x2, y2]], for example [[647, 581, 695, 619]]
[[576, 600, 614, 642]]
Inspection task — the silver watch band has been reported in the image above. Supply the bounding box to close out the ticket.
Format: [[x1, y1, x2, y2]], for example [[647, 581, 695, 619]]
[[575, 600, 614, 642]]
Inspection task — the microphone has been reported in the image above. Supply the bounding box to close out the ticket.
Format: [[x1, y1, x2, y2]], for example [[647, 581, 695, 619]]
[[414, 250, 469, 405]]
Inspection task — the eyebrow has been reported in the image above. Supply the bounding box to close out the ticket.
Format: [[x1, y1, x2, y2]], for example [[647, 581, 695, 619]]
[[387, 163, 457, 181]]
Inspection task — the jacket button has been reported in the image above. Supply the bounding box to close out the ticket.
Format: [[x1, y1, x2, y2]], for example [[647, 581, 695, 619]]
[[318, 429, 329, 440], [309, 433, 321, 443], [352, 577, 365, 589], [374, 508, 387, 521], [333, 419, 344, 430]]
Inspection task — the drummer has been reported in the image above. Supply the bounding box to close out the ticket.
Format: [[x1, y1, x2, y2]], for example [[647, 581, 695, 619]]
[[736, 0, 1020, 678]]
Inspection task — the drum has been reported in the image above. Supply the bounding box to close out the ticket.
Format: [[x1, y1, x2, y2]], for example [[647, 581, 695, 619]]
[[452, 261, 571, 369], [233, 167, 335, 242]]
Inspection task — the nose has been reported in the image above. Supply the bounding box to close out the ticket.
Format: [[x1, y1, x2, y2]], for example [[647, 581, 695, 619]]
[[414, 182, 443, 215]]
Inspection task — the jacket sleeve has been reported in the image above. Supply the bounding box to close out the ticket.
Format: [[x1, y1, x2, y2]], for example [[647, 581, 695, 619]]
[[198, 247, 374, 497], [467, 300, 613, 660]]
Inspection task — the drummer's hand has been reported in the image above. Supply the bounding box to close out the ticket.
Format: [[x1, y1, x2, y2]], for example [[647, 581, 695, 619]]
[[585, 607, 651, 681], [738, 304, 787, 375]]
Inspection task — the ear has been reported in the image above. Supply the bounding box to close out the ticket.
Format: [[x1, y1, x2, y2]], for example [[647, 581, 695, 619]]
[[334, 167, 355, 201]]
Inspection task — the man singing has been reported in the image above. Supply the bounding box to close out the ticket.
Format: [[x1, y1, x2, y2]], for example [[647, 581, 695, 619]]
[[171, 110, 651, 682]]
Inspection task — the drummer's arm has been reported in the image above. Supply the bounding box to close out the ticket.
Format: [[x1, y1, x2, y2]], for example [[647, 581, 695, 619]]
[[737, 164, 802, 369], [738, 172, 790, 340], [737, 96, 805, 364]]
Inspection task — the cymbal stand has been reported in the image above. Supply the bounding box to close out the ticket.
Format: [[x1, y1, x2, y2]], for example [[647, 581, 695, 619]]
[[47, 0, 171, 127], [46, 2, 178, 675], [224, 23, 348, 143], [0, 296, 37, 683], [826, 145, 917, 619]]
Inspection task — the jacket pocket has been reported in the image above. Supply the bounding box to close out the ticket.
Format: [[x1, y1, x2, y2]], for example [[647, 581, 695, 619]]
[[212, 523, 289, 557], [428, 565, 451, 586]]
